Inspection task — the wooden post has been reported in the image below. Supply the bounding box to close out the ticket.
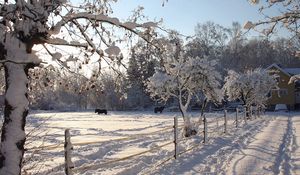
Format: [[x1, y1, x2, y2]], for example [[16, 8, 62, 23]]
[[203, 115, 207, 143], [65, 129, 74, 175], [244, 107, 247, 125], [258, 107, 260, 118], [236, 108, 239, 128], [250, 106, 253, 120], [254, 106, 257, 119], [174, 116, 178, 159], [224, 109, 227, 134], [216, 117, 219, 130]]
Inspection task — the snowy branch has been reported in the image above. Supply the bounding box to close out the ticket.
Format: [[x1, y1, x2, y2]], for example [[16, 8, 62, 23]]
[[46, 38, 88, 48]]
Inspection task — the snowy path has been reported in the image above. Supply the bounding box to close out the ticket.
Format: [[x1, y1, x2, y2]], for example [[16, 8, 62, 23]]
[[226, 114, 290, 175], [144, 114, 272, 175], [291, 114, 300, 175]]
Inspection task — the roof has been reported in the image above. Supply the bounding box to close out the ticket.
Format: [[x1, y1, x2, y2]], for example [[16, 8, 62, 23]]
[[265, 63, 291, 77], [284, 68, 300, 75]]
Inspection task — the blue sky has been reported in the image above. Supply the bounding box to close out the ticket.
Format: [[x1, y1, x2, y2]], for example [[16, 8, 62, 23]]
[[111, 0, 286, 37]]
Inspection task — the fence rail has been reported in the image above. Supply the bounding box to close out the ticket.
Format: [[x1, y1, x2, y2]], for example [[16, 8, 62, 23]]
[[32, 107, 264, 174]]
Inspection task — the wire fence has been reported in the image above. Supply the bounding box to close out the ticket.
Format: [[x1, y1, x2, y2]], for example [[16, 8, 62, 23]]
[[28, 107, 264, 175]]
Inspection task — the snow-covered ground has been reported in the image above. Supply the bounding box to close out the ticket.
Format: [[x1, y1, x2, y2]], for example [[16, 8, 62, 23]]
[[22, 110, 300, 175]]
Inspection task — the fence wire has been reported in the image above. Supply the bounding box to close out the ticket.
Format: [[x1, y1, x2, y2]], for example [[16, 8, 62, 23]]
[[73, 141, 174, 173], [28, 109, 263, 174]]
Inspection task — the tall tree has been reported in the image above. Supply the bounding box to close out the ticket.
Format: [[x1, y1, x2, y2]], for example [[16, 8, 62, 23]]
[[126, 41, 159, 109], [186, 21, 229, 59], [0, 0, 159, 174]]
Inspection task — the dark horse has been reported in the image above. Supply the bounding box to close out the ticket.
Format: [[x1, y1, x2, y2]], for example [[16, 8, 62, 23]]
[[154, 106, 165, 113], [95, 109, 108, 115]]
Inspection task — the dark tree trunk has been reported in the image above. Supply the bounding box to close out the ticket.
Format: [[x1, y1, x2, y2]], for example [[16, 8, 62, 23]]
[[201, 98, 207, 117], [0, 63, 32, 175], [246, 105, 250, 118], [199, 98, 208, 124]]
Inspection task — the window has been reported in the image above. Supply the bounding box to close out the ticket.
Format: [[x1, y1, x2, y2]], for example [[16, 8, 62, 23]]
[[267, 91, 272, 98], [278, 89, 288, 97]]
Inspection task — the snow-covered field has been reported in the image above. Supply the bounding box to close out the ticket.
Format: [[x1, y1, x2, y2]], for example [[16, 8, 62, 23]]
[[22, 110, 300, 175]]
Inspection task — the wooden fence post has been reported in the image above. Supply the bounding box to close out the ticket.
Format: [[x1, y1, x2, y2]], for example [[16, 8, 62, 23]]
[[174, 116, 178, 159], [250, 106, 253, 120], [216, 117, 219, 131], [254, 106, 257, 119], [65, 129, 74, 175], [224, 109, 227, 134], [203, 115, 207, 143], [244, 107, 247, 125], [236, 108, 239, 128]]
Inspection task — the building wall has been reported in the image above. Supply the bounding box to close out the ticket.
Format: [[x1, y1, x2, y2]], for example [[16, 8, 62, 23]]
[[267, 67, 295, 109]]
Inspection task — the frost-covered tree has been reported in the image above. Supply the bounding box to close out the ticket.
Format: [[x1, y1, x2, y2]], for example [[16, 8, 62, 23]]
[[245, 0, 300, 42], [28, 66, 58, 109], [147, 51, 222, 137], [0, 0, 160, 173], [223, 68, 277, 113], [245, 0, 300, 82]]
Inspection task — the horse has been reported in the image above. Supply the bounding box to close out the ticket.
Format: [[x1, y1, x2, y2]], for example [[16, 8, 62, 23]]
[[154, 106, 165, 113], [95, 109, 108, 115]]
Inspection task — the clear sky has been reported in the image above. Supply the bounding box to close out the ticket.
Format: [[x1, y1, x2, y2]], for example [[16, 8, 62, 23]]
[[111, 0, 286, 37]]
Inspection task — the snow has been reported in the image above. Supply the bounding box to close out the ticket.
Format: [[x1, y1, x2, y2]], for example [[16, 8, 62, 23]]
[[16, 110, 300, 174], [4, 34, 41, 64], [224, 69, 277, 108], [52, 52, 62, 60], [291, 115, 300, 174], [289, 74, 300, 84], [284, 68, 300, 76], [147, 53, 222, 134], [226, 114, 288, 174], [243, 21, 254, 29], [123, 22, 137, 29], [249, 0, 260, 5], [0, 63, 29, 174], [142, 22, 157, 28], [104, 44, 121, 57], [275, 104, 288, 111]]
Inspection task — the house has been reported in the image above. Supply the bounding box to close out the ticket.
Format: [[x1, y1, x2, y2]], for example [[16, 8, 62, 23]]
[[266, 64, 300, 110]]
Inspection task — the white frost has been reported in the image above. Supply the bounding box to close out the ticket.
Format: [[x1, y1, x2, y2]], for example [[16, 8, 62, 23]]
[[142, 22, 157, 28], [105, 44, 121, 56], [123, 22, 137, 29], [4, 34, 41, 64], [243, 21, 254, 29]]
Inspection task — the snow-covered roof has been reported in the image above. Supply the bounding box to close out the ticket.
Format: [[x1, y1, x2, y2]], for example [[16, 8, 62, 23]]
[[284, 68, 300, 76], [265, 63, 291, 77]]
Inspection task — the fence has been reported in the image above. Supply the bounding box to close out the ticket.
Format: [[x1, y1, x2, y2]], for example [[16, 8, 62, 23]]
[[27, 107, 263, 175]]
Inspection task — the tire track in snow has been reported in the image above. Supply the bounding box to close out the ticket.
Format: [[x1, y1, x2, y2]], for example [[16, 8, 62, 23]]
[[291, 113, 300, 175], [226, 114, 289, 175], [274, 114, 293, 175], [144, 116, 271, 175]]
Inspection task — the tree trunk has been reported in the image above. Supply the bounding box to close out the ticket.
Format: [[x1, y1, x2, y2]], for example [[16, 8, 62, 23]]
[[199, 98, 208, 124], [0, 62, 31, 175], [178, 101, 197, 137], [246, 105, 250, 119]]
